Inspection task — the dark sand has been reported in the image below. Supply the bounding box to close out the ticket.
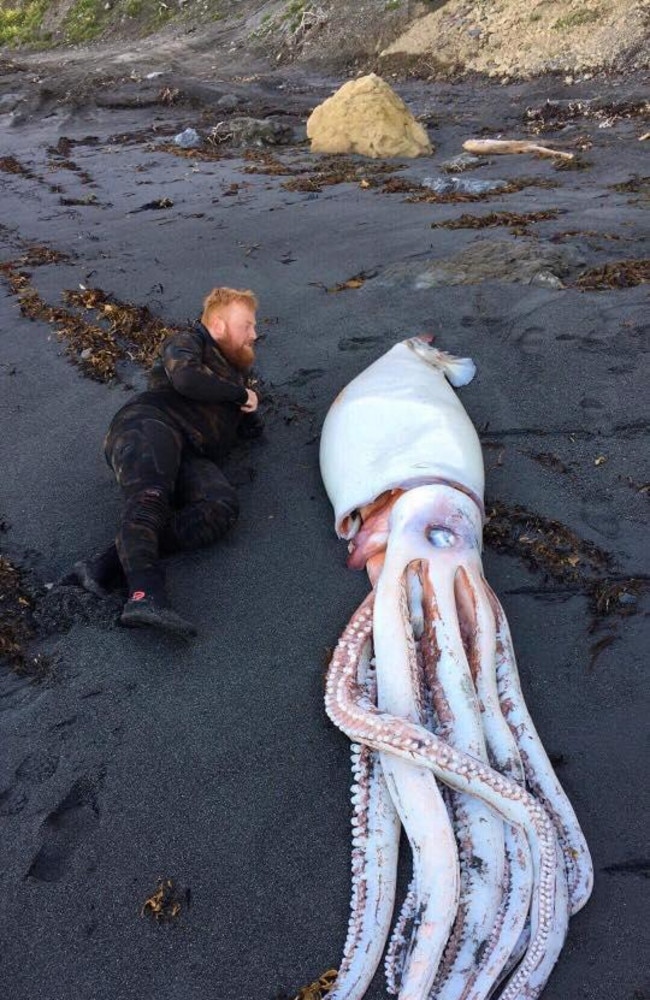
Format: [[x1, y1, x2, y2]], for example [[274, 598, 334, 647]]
[[0, 67, 648, 1000]]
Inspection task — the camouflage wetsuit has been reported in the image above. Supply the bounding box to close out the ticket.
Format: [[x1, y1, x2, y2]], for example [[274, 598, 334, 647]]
[[103, 322, 262, 598]]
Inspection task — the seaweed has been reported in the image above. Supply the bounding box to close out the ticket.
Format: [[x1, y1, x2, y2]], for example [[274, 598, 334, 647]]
[[0, 155, 34, 178], [140, 878, 188, 921], [574, 260, 649, 290], [1, 254, 187, 383], [525, 99, 650, 135], [0, 554, 50, 679], [484, 500, 645, 634], [432, 210, 559, 230]]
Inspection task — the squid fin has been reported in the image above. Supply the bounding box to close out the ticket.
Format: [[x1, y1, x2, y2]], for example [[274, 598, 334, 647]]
[[407, 339, 477, 387]]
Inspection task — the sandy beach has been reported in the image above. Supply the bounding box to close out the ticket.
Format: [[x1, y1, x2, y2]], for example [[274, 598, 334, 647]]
[[1, 63, 648, 1000]]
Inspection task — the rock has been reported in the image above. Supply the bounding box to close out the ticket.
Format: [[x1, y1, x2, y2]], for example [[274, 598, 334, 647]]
[[173, 127, 202, 149], [531, 270, 565, 289], [0, 93, 23, 114], [422, 175, 508, 195], [306, 73, 432, 159], [213, 116, 294, 147], [440, 152, 490, 173], [377, 239, 585, 289], [216, 94, 240, 111]]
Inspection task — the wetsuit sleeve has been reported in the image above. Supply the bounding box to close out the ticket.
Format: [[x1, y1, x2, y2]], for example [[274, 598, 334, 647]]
[[237, 410, 264, 440], [162, 331, 248, 405]]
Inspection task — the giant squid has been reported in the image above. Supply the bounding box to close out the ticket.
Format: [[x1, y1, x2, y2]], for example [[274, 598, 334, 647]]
[[318, 338, 593, 1000]]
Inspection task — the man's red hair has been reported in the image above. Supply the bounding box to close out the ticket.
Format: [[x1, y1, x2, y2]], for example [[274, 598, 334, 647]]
[[201, 287, 258, 326]]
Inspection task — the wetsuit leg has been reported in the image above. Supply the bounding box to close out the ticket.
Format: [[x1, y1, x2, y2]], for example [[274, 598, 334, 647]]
[[162, 454, 239, 552], [105, 409, 184, 598]]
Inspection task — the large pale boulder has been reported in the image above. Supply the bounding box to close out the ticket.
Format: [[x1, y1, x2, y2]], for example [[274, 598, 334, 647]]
[[306, 73, 432, 159]]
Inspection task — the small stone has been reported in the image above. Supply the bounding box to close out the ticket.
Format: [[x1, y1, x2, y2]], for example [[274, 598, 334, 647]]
[[440, 152, 489, 173], [531, 270, 565, 290], [173, 127, 202, 149], [216, 94, 240, 111], [80, 348, 93, 360]]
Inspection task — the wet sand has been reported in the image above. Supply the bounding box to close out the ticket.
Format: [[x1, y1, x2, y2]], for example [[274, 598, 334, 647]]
[[0, 67, 648, 1000]]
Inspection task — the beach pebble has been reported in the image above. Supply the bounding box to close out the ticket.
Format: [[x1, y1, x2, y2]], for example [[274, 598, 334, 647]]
[[440, 152, 489, 173], [174, 127, 202, 149], [216, 94, 240, 111], [531, 270, 565, 289], [422, 175, 508, 195]]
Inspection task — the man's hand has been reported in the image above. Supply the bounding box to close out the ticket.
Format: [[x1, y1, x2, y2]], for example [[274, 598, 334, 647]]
[[240, 389, 259, 413]]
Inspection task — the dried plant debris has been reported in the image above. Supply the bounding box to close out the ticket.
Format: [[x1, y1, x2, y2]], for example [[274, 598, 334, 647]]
[[574, 260, 649, 290], [5, 245, 71, 267], [108, 125, 178, 147], [127, 197, 174, 213], [432, 210, 560, 231], [610, 175, 650, 204], [283, 157, 399, 192], [550, 230, 625, 244], [484, 500, 646, 631], [316, 270, 377, 293], [140, 879, 188, 922], [0, 554, 50, 679], [61, 287, 185, 378], [1, 257, 185, 383], [526, 451, 573, 475], [289, 969, 338, 1000], [0, 155, 35, 178], [157, 142, 226, 162], [243, 148, 300, 176], [1, 154, 66, 195], [552, 156, 593, 172], [385, 176, 555, 204], [525, 99, 650, 134], [59, 194, 102, 207]]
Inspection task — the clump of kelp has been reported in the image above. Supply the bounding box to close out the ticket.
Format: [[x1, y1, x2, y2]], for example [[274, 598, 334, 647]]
[[0, 154, 35, 178], [381, 176, 556, 203], [140, 879, 188, 922], [277, 969, 338, 1000], [282, 156, 400, 192], [431, 210, 560, 232], [574, 259, 649, 290], [484, 501, 645, 667], [525, 99, 649, 134], [0, 553, 50, 679], [0, 246, 187, 383]]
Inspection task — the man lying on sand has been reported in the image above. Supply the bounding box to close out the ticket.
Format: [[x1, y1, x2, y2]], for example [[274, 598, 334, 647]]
[[64, 287, 262, 638]]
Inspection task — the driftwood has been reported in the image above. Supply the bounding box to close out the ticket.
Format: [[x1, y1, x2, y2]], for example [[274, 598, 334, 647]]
[[463, 139, 574, 161]]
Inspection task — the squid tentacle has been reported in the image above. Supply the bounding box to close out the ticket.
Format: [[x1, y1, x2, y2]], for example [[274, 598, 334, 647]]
[[444, 566, 533, 1000], [485, 583, 594, 915], [373, 568, 460, 999], [419, 566, 506, 1000], [384, 880, 418, 995], [325, 597, 569, 1000], [329, 615, 401, 1000]]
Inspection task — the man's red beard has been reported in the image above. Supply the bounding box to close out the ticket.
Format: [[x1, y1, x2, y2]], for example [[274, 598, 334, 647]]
[[219, 337, 255, 372]]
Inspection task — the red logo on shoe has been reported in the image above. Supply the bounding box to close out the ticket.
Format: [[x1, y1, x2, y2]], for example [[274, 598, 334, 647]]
[[131, 591, 146, 601]]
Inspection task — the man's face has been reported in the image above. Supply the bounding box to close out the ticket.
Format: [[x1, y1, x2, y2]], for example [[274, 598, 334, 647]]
[[212, 302, 257, 370]]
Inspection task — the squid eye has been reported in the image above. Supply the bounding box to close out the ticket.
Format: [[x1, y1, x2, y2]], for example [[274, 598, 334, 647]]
[[427, 526, 456, 548]]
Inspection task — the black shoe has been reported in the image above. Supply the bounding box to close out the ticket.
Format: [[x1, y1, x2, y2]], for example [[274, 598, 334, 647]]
[[120, 595, 197, 638], [61, 560, 108, 598]]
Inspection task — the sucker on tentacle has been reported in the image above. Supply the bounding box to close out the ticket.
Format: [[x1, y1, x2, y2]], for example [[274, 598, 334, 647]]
[[316, 340, 592, 1000]]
